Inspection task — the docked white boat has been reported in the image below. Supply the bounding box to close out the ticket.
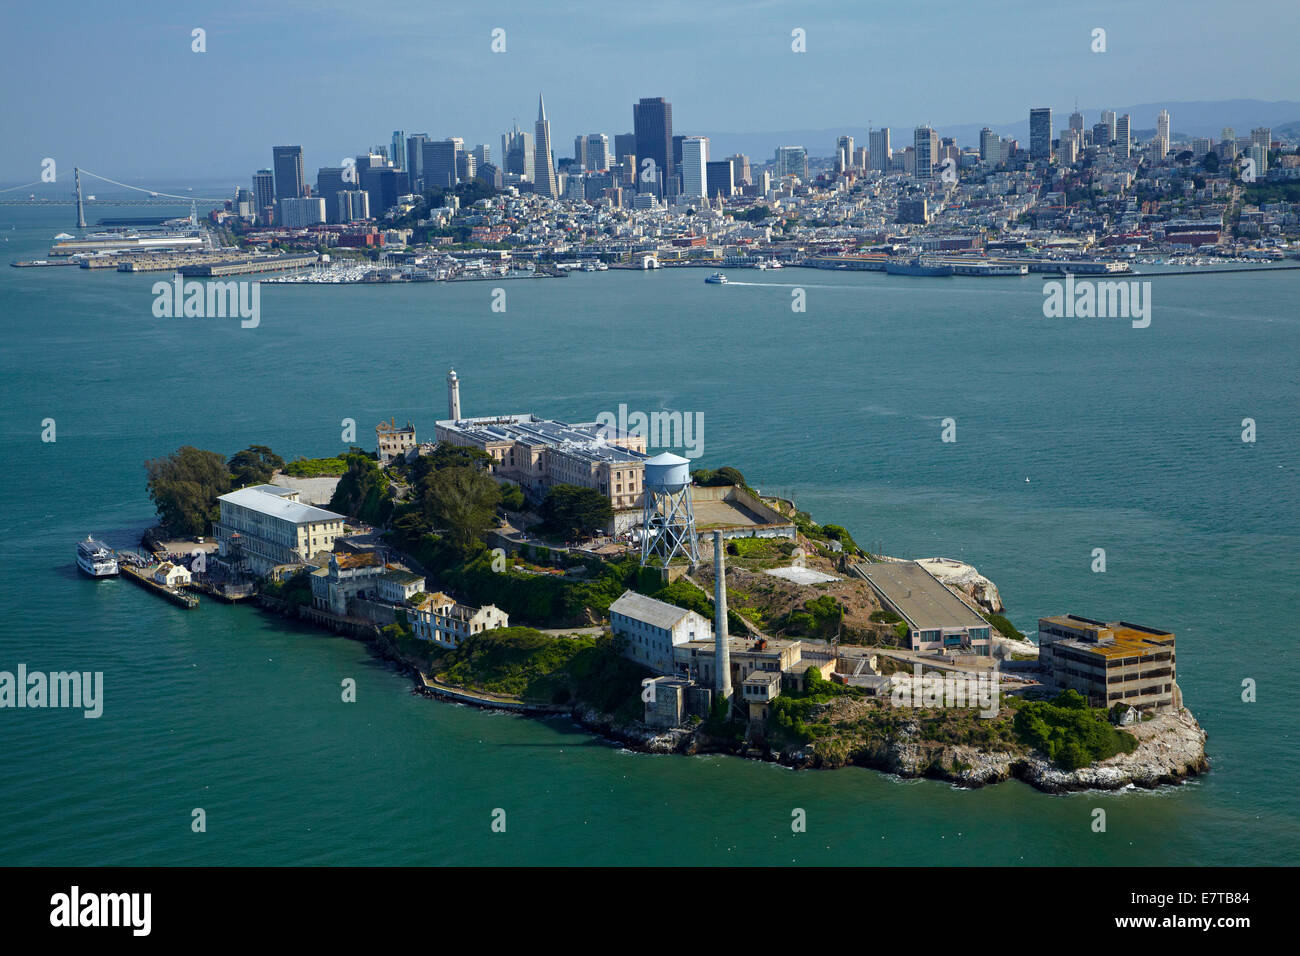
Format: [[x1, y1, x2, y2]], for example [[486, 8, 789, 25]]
[[77, 536, 119, 577]]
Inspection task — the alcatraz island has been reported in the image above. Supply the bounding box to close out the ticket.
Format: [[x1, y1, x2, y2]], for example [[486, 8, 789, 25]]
[[126, 372, 1207, 794]]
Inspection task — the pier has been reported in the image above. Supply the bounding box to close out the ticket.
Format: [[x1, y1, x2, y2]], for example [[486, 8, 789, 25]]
[[120, 563, 199, 609]]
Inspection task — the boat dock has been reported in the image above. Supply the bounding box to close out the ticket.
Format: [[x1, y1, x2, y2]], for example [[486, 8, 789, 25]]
[[120, 563, 199, 609]]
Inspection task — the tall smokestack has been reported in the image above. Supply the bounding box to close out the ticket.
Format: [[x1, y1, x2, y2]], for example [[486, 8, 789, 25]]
[[447, 368, 461, 420], [712, 530, 732, 703]]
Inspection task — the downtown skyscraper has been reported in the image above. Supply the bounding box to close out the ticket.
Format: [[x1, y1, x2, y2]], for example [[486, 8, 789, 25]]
[[533, 93, 558, 198], [633, 97, 673, 196], [1030, 108, 1053, 161], [272, 146, 306, 202]]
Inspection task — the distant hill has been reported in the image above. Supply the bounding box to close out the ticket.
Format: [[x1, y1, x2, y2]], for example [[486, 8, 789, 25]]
[[700, 100, 1300, 159]]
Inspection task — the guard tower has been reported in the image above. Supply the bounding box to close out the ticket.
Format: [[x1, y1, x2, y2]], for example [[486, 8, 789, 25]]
[[639, 452, 699, 569]]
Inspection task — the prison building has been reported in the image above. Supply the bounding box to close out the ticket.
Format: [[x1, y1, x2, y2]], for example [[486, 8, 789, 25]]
[[610, 590, 712, 674], [375, 418, 417, 463], [857, 561, 993, 655], [1037, 614, 1178, 712]]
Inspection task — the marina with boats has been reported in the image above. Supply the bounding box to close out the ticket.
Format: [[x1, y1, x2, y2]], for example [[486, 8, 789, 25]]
[[75, 535, 256, 610]]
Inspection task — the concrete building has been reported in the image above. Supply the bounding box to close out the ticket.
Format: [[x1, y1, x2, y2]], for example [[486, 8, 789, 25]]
[[278, 197, 326, 228], [611, 590, 712, 674], [1038, 614, 1179, 712], [375, 418, 416, 463], [913, 126, 939, 180], [272, 145, 306, 202], [681, 136, 708, 198], [215, 485, 346, 577], [411, 593, 509, 648], [435, 413, 648, 519], [857, 561, 993, 656], [377, 569, 426, 605], [869, 128, 891, 171], [533, 93, 559, 199], [674, 634, 804, 694], [774, 145, 809, 181], [310, 551, 385, 615]]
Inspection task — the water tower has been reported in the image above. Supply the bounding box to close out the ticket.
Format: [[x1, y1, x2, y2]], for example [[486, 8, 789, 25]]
[[640, 452, 699, 568]]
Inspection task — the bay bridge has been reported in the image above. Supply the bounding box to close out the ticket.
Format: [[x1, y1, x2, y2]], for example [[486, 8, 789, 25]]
[[0, 168, 230, 226]]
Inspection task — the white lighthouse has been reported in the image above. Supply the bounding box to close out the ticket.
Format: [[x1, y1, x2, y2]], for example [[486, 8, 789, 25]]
[[447, 368, 461, 421]]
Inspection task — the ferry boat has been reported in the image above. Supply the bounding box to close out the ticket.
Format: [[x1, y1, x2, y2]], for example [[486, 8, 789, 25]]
[[76, 536, 119, 577], [885, 257, 953, 277], [705, 272, 728, 284]]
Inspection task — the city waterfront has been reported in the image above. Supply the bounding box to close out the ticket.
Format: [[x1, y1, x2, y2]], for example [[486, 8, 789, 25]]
[[0, 204, 1296, 865]]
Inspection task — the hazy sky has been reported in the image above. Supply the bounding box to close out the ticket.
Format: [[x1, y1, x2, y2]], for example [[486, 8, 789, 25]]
[[2, 0, 1297, 183]]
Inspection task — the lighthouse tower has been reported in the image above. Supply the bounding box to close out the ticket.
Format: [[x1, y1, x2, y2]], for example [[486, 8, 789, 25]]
[[447, 369, 461, 421]]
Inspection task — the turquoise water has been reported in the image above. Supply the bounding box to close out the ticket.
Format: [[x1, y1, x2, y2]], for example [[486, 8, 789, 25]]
[[1, 202, 1296, 865]]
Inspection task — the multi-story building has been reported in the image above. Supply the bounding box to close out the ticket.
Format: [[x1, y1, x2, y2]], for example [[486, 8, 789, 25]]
[[584, 133, 609, 171], [435, 413, 648, 519], [1115, 114, 1132, 159], [979, 127, 999, 162], [858, 561, 993, 656], [774, 145, 809, 181], [611, 590, 712, 674], [533, 93, 559, 199], [705, 160, 735, 200], [1251, 127, 1272, 172], [316, 167, 349, 224], [278, 197, 326, 228], [913, 126, 938, 180], [215, 485, 346, 577], [1038, 614, 1179, 712], [681, 136, 708, 198], [411, 593, 509, 648], [252, 169, 275, 223], [728, 153, 752, 187], [377, 569, 426, 605], [406, 133, 429, 189], [634, 97, 673, 196], [1030, 108, 1053, 161], [869, 128, 891, 172], [375, 418, 416, 463], [422, 139, 460, 190], [310, 551, 385, 615], [337, 190, 370, 222], [272, 145, 306, 203]]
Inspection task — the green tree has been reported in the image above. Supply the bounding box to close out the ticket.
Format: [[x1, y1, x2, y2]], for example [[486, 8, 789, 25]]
[[228, 444, 285, 486], [540, 484, 613, 538], [145, 446, 233, 536], [427, 466, 501, 551]]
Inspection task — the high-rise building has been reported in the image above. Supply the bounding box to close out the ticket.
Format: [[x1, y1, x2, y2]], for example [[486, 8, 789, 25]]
[[502, 123, 535, 182], [1156, 110, 1172, 145], [1115, 114, 1131, 158], [1251, 127, 1272, 172], [533, 93, 559, 199], [913, 126, 938, 180], [1058, 130, 1079, 165], [406, 134, 429, 190], [573, 134, 587, 169], [1030, 108, 1053, 161], [316, 167, 349, 223], [278, 196, 326, 228], [728, 154, 751, 187], [272, 146, 306, 202], [1221, 127, 1236, 150], [1069, 110, 1084, 133], [681, 136, 708, 198], [774, 145, 809, 180], [633, 97, 673, 196], [869, 128, 891, 172], [979, 127, 998, 162], [1101, 110, 1117, 145], [614, 132, 637, 168], [423, 140, 460, 189], [835, 135, 854, 173], [252, 169, 275, 221], [391, 131, 405, 170], [337, 190, 369, 223], [705, 160, 734, 199], [584, 133, 610, 172], [853, 146, 868, 170], [472, 144, 491, 170], [362, 166, 401, 217]]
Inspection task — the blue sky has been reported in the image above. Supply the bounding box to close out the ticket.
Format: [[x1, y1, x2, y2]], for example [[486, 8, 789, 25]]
[[2, 0, 1297, 182]]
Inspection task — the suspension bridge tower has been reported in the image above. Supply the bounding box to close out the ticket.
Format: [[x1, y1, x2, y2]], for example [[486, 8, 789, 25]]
[[74, 167, 86, 229]]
